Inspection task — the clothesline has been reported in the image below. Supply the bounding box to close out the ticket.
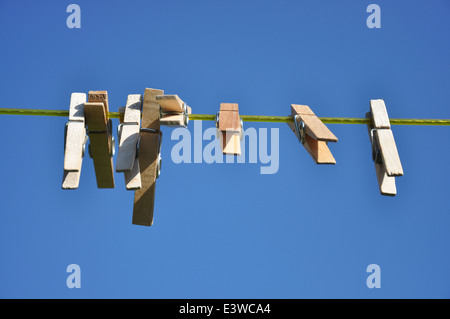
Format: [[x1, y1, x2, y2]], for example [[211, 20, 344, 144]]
[[0, 108, 449, 126]]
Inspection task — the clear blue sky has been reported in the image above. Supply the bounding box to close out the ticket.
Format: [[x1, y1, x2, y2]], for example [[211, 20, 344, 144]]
[[0, 0, 449, 298]]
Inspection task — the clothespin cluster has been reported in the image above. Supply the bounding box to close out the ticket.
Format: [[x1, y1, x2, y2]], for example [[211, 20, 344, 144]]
[[62, 89, 404, 227], [62, 89, 191, 226], [286, 101, 402, 195]]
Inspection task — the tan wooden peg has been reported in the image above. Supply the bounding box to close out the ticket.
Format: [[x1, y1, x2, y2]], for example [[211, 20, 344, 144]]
[[217, 103, 242, 156], [62, 93, 87, 189], [84, 91, 115, 188], [367, 99, 403, 196], [288, 104, 338, 164], [157, 94, 191, 127], [132, 88, 164, 226]]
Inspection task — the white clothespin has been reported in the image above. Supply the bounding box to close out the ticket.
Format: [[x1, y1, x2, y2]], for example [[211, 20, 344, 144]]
[[367, 99, 403, 196], [116, 94, 143, 190], [62, 93, 88, 189]]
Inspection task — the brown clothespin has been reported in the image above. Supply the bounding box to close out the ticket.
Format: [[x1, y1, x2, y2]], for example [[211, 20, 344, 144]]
[[366, 99, 403, 196], [116, 94, 142, 190], [62, 93, 88, 189], [84, 91, 115, 188], [288, 104, 338, 164], [216, 103, 243, 155], [157, 94, 191, 127], [132, 88, 164, 226]]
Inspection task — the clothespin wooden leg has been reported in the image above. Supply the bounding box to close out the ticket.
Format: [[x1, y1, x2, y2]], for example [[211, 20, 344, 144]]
[[157, 94, 191, 127], [117, 94, 142, 190], [84, 91, 115, 188], [217, 103, 242, 155], [62, 93, 87, 189], [132, 88, 164, 226], [288, 104, 338, 164], [367, 99, 403, 196]]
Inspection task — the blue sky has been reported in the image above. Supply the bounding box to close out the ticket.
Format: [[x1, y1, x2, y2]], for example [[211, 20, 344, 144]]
[[0, 0, 449, 298]]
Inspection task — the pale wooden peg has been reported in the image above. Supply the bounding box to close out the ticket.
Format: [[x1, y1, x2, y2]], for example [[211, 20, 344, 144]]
[[370, 99, 391, 129], [133, 88, 164, 226], [157, 94, 190, 127], [218, 103, 242, 156], [62, 93, 87, 189], [84, 91, 115, 188], [369, 99, 403, 176], [288, 104, 338, 164], [116, 94, 142, 172], [375, 161, 397, 196], [367, 99, 403, 196], [366, 112, 396, 196], [117, 96, 142, 190]]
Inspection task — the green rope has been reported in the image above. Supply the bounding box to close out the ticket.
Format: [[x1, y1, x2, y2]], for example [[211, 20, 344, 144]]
[[0, 108, 71, 117], [189, 114, 450, 126], [1, 108, 449, 126]]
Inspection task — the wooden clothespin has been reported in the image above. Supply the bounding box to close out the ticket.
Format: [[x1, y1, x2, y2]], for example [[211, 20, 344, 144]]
[[116, 94, 142, 190], [366, 99, 403, 196], [132, 88, 164, 226], [288, 104, 338, 164], [157, 94, 191, 127], [62, 93, 88, 189], [84, 91, 115, 188], [216, 103, 243, 155]]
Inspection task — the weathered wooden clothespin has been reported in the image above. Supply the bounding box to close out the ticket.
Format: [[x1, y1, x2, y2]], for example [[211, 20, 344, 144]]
[[62, 93, 88, 189], [216, 103, 243, 155], [366, 99, 403, 196], [288, 104, 338, 164], [132, 88, 164, 226], [157, 94, 191, 127], [84, 91, 115, 188], [116, 94, 142, 190]]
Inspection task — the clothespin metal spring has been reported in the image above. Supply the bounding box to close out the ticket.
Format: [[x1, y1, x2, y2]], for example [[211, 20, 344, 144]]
[[294, 115, 306, 145], [369, 128, 383, 164]]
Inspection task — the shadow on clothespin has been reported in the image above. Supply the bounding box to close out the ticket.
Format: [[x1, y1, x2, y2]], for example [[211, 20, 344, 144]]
[[366, 99, 403, 196], [287, 104, 338, 164], [216, 103, 243, 155], [132, 88, 164, 226], [116, 94, 142, 190], [157, 94, 191, 127], [84, 91, 115, 188], [62, 93, 88, 189]]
